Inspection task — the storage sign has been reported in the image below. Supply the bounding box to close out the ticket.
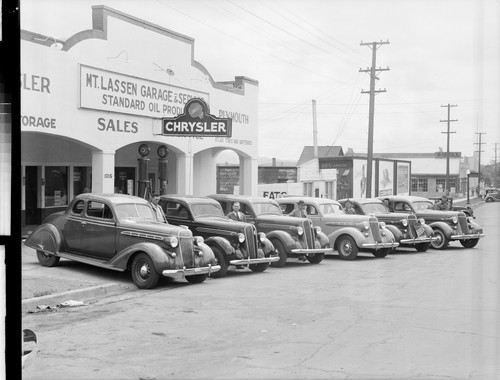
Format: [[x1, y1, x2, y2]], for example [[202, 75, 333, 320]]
[[162, 98, 232, 137]]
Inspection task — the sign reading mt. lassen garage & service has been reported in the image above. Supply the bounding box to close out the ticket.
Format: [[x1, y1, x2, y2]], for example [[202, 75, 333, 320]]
[[162, 98, 232, 138]]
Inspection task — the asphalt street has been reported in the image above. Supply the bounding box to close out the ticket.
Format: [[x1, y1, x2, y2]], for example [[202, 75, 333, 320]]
[[21, 201, 499, 379]]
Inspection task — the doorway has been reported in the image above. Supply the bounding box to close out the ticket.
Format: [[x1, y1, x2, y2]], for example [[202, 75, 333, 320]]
[[25, 166, 40, 225]]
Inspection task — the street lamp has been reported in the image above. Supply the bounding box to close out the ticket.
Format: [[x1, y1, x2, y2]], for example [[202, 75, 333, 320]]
[[466, 169, 471, 204]]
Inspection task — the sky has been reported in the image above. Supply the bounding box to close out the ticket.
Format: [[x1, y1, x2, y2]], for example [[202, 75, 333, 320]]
[[20, 0, 500, 164]]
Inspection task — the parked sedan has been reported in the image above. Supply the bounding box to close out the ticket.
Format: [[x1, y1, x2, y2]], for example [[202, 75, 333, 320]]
[[24, 194, 219, 288], [209, 194, 332, 267], [485, 192, 500, 202], [340, 198, 436, 252], [157, 195, 278, 278], [277, 197, 398, 260], [381, 195, 484, 249]]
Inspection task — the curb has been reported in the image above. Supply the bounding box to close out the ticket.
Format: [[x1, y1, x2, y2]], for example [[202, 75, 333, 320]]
[[22, 283, 132, 313]]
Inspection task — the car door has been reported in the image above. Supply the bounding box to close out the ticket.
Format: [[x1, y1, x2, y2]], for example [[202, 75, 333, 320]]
[[78, 200, 117, 259], [60, 199, 86, 252]]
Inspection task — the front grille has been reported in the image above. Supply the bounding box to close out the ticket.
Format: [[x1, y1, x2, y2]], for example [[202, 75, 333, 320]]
[[303, 219, 315, 247], [408, 215, 421, 238], [244, 224, 258, 259], [370, 219, 382, 242], [458, 214, 468, 233], [179, 237, 194, 267]]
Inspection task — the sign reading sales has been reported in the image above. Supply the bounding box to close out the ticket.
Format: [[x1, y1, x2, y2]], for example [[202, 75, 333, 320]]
[[162, 99, 232, 137]]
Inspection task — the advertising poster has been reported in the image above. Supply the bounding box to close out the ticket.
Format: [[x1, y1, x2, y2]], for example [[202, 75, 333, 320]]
[[378, 161, 394, 196], [397, 163, 410, 195], [352, 159, 368, 198]]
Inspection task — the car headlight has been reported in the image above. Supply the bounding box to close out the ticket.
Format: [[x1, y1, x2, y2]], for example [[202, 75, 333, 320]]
[[168, 236, 178, 248], [258, 232, 266, 242], [193, 236, 204, 246], [363, 221, 370, 230], [379, 222, 386, 228], [314, 226, 322, 234], [451, 216, 458, 224], [296, 226, 304, 235], [418, 218, 425, 225], [401, 219, 408, 227], [467, 216, 474, 223], [237, 233, 245, 243]]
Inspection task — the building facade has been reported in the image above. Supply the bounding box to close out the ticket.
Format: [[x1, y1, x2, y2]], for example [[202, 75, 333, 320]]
[[21, 5, 259, 225]]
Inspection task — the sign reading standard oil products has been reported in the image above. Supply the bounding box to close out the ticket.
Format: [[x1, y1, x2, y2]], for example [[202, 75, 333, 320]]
[[162, 98, 232, 137]]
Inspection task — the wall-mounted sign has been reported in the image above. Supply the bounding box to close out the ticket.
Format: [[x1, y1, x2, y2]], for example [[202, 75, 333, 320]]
[[162, 98, 232, 137]]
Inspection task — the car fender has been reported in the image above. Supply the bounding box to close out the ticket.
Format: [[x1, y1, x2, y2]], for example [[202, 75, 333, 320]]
[[260, 238, 275, 255], [428, 221, 455, 238], [327, 227, 367, 249], [204, 236, 235, 256], [468, 220, 483, 234], [111, 242, 171, 272], [384, 225, 403, 241], [421, 224, 434, 236], [316, 231, 330, 248], [195, 244, 217, 265], [24, 224, 63, 255], [266, 230, 296, 252]]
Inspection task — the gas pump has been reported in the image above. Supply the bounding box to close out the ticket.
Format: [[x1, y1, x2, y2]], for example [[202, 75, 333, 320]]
[[137, 143, 150, 198], [157, 145, 169, 195]]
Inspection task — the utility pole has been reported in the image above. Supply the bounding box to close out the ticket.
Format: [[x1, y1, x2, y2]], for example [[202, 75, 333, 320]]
[[493, 143, 498, 188], [440, 104, 457, 193], [474, 132, 486, 192], [359, 40, 390, 198]]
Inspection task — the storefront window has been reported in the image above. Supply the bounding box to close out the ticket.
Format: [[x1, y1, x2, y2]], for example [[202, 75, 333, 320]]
[[411, 177, 428, 192], [436, 179, 446, 192], [45, 166, 68, 207], [73, 166, 92, 196]]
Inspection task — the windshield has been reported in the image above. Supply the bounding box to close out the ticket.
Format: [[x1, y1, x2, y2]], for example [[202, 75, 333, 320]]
[[252, 202, 282, 216], [361, 203, 387, 213], [318, 203, 342, 216], [191, 203, 224, 218], [413, 200, 434, 211], [115, 203, 156, 221]]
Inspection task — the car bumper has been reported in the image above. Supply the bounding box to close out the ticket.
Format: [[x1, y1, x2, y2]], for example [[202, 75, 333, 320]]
[[162, 264, 221, 277], [229, 256, 280, 265], [291, 248, 334, 254], [400, 236, 439, 245], [450, 233, 485, 240], [361, 241, 399, 250]]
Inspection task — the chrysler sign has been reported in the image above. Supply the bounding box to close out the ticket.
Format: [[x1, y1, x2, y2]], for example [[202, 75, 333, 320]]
[[162, 99, 232, 137]]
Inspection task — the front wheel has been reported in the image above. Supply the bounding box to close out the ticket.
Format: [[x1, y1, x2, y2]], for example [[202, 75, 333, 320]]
[[186, 274, 208, 284], [306, 252, 325, 264], [131, 253, 160, 289], [372, 248, 390, 258], [431, 229, 449, 250], [415, 242, 431, 252], [210, 246, 228, 278], [485, 197, 493, 202], [270, 239, 287, 267], [249, 262, 269, 273], [36, 250, 60, 267], [336, 235, 358, 260], [460, 239, 479, 248]]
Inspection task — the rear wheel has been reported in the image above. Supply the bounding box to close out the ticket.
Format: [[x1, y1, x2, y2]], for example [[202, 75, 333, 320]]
[[270, 239, 287, 267], [249, 262, 269, 273], [36, 250, 60, 267], [306, 252, 324, 264], [210, 246, 228, 278], [460, 239, 479, 248], [131, 253, 160, 289], [415, 242, 431, 252], [337, 235, 358, 260], [431, 229, 449, 250], [186, 274, 208, 284], [372, 248, 390, 258]]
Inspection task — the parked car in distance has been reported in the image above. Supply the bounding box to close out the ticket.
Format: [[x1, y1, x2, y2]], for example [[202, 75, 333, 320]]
[[339, 198, 436, 252], [24, 194, 219, 288], [277, 197, 398, 260], [209, 194, 332, 267], [484, 192, 500, 202], [157, 195, 278, 278], [381, 195, 484, 250]]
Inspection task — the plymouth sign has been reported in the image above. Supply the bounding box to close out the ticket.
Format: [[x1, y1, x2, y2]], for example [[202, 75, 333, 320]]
[[162, 99, 232, 137]]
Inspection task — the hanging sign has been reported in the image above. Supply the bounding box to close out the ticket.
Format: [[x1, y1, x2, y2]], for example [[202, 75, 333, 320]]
[[161, 98, 232, 137]]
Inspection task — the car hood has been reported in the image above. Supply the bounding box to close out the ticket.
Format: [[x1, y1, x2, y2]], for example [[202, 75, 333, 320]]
[[320, 214, 372, 223], [195, 216, 248, 232], [120, 219, 193, 237], [256, 214, 307, 227], [370, 212, 412, 223], [415, 210, 463, 219]]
